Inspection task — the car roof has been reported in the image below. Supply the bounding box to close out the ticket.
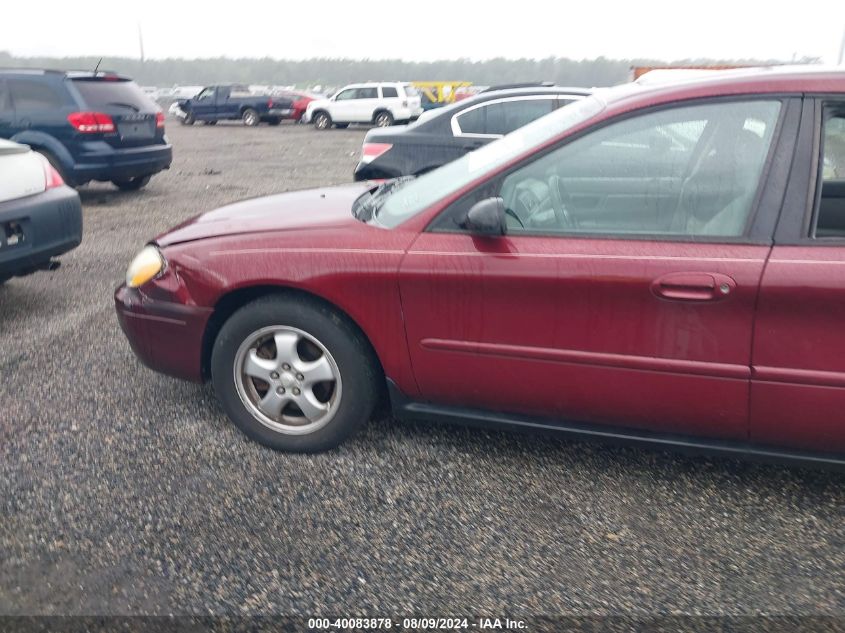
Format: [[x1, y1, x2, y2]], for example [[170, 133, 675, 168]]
[[0, 68, 131, 81], [599, 65, 845, 113], [474, 86, 591, 98]]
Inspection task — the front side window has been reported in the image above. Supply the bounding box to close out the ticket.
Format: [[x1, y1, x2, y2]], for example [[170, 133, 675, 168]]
[[373, 95, 606, 228], [334, 89, 357, 101], [488, 100, 781, 238], [196, 88, 215, 100], [813, 108, 845, 238]]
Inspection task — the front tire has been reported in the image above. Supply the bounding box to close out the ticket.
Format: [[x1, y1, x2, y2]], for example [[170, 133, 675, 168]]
[[242, 108, 260, 127], [181, 112, 195, 125], [211, 295, 380, 452], [312, 111, 332, 130]]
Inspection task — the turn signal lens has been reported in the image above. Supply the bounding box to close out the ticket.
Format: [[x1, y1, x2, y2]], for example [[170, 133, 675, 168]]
[[126, 245, 165, 288]]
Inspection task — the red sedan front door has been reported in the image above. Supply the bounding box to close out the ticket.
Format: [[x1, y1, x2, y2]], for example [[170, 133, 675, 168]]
[[399, 98, 798, 440]]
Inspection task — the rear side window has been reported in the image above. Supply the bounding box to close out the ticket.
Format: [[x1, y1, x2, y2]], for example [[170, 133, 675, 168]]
[[485, 98, 556, 136], [9, 79, 64, 110], [381, 86, 398, 99], [454, 99, 556, 136], [454, 105, 486, 135], [812, 108, 845, 238], [72, 79, 157, 112], [821, 114, 845, 180]]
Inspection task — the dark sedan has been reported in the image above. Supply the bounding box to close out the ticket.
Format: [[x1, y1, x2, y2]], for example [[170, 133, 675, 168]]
[[354, 86, 590, 181]]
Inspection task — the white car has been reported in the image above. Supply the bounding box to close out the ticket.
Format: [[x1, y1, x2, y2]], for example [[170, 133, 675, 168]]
[[304, 82, 423, 130], [168, 101, 187, 120], [0, 140, 82, 284]]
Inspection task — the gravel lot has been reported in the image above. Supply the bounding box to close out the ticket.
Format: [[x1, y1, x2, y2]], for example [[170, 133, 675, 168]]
[[1, 121, 843, 622]]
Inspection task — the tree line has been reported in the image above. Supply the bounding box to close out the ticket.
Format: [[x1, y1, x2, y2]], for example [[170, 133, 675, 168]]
[[0, 51, 815, 88]]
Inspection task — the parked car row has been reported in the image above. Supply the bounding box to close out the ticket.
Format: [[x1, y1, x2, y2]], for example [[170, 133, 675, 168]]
[[115, 66, 845, 467]]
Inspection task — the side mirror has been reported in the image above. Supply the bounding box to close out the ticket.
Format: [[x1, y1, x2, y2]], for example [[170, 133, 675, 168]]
[[462, 197, 506, 236]]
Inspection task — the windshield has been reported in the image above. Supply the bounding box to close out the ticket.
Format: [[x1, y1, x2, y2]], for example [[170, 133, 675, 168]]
[[353, 176, 417, 222], [374, 95, 605, 227]]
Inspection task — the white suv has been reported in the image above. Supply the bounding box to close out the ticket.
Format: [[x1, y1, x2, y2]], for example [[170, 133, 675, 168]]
[[304, 82, 423, 130]]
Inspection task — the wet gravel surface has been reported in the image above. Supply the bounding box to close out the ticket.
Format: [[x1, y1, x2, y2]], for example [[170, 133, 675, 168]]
[[1, 121, 843, 619]]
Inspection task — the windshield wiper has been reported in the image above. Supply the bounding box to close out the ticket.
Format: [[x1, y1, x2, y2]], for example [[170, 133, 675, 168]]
[[106, 102, 141, 112], [352, 176, 416, 222]]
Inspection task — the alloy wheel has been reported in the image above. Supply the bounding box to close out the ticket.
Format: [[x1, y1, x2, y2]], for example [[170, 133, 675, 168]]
[[233, 325, 342, 435]]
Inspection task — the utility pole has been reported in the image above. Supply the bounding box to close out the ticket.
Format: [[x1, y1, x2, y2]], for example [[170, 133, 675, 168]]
[[138, 23, 145, 63], [839, 26, 845, 65]]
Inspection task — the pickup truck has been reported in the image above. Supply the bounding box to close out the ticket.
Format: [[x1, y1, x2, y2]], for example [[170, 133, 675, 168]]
[[177, 85, 294, 126]]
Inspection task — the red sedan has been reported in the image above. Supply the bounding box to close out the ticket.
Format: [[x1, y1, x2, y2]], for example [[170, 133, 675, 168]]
[[116, 67, 845, 465], [274, 90, 317, 122]]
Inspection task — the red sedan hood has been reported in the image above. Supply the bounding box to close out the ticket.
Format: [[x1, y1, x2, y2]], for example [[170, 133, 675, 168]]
[[156, 183, 372, 247]]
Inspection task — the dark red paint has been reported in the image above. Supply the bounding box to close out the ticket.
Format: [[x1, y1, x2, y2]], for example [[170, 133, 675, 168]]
[[115, 68, 845, 458]]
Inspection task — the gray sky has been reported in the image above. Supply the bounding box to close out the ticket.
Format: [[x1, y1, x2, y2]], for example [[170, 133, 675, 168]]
[[3, 0, 844, 63]]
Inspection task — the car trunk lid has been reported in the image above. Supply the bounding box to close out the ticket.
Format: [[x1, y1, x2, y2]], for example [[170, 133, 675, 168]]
[[0, 141, 46, 203]]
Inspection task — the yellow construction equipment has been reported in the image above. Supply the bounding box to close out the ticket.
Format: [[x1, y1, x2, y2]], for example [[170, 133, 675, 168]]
[[411, 81, 473, 106]]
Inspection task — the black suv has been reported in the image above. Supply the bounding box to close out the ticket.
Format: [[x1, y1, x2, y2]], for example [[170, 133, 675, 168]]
[[354, 86, 590, 181], [0, 69, 172, 190]]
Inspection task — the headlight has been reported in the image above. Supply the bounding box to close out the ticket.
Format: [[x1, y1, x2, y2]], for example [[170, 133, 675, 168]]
[[126, 245, 165, 288]]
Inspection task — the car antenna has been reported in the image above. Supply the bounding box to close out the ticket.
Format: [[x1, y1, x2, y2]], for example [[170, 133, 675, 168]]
[[93, 58, 102, 75]]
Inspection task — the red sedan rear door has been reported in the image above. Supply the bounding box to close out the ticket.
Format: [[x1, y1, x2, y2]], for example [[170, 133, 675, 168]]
[[400, 97, 800, 441], [751, 97, 845, 454]]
